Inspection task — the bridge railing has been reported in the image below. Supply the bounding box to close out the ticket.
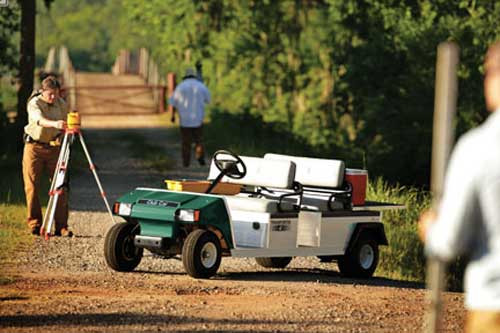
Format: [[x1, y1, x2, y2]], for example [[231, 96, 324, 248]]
[[112, 48, 166, 113], [42, 45, 77, 111]]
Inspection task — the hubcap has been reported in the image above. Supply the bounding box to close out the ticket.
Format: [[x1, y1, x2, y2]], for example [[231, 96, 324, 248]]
[[359, 244, 374, 270], [122, 236, 137, 261], [201, 242, 217, 268]]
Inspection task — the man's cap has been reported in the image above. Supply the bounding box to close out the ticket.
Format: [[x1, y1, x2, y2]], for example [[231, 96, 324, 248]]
[[183, 68, 197, 79]]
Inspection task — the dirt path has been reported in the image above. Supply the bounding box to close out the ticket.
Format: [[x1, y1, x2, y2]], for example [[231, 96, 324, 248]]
[[0, 121, 466, 332]]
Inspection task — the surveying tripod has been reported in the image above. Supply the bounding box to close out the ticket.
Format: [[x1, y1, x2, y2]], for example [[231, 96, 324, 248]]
[[41, 112, 115, 239]]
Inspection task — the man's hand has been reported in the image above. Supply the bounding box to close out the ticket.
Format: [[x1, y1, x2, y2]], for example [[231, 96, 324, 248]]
[[38, 118, 66, 130], [53, 120, 67, 130], [418, 209, 437, 243]]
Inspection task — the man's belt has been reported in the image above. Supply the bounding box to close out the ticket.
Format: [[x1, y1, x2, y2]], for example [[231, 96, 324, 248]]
[[23, 133, 60, 147]]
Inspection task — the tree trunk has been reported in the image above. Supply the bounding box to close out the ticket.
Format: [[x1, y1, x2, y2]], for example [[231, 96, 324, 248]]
[[16, 0, 36, 128]]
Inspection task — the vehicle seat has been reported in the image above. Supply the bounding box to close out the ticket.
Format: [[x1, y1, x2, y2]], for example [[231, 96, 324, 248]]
[[208, 155, 298, 213], [264, 153, 348, 211]]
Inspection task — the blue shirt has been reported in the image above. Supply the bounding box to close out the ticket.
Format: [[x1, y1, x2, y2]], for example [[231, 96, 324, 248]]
[[426, 109, 500, 310], [169, 78, 210, 128]]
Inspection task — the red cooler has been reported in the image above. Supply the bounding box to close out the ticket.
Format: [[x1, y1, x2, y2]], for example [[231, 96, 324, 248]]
[[345, 168, 368, 206]]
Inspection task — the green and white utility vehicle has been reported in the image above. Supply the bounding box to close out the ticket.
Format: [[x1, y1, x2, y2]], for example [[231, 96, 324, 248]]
[[104, 151, 403, 279]]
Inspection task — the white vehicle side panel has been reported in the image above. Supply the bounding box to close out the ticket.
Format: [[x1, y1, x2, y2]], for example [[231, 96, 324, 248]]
[[230, 213, 380, 257], [230, 210, 270, 248]]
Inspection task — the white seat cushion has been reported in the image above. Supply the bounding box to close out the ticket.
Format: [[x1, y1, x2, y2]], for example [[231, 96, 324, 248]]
[[208, 155, 296, 189], [223, 195, 294, 213], [264, 153, 345, 188]]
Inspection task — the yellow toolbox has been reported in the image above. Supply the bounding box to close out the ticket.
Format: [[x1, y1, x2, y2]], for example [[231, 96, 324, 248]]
[[165, 179, 241, 195]]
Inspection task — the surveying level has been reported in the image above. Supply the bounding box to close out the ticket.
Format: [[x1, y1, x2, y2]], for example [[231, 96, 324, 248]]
[[40, 112, 115, 240]]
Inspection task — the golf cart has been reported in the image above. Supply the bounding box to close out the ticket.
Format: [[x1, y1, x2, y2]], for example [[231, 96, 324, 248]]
[[104, 150, 403, 279]]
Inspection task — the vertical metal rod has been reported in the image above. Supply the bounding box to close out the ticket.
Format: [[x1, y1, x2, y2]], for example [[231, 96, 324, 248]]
[[425, 41, 460, 333]]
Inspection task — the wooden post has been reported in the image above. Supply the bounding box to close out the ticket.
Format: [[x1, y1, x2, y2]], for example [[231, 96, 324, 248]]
[[159, 86, 166, 113], [425, 41, 459, 333], [167, 72, 176, 114]]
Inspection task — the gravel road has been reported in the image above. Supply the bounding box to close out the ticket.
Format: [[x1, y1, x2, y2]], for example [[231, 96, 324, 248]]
[[0, 124, 466, 332]]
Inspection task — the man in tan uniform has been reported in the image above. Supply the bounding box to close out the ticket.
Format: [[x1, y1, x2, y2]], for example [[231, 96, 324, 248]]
[[23, 76, 72, 236]]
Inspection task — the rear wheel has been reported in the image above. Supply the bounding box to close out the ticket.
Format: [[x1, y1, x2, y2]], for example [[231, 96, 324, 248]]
[[182, 229, 222, 279], [104, 222, 143, 272], [338, 235, 379, 278], [255, 257, 292, 269]]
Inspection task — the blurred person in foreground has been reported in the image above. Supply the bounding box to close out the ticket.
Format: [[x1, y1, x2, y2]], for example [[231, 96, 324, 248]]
[[22, 75, 72, 237], [418, 41, 500, 332], [169, 67, 211, 167]]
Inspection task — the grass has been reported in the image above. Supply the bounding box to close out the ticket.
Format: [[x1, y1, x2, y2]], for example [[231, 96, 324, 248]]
[[367, 178, 431, 282], [0, 154, 38, 275], [118, 132, 174, 173]]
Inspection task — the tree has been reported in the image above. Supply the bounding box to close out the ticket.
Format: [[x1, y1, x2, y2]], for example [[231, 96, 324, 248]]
[[16, 0, 36, 129]]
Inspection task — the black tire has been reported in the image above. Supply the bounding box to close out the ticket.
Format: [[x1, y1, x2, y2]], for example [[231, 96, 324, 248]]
[[104, 222, 143, 272], [182, 229, 222, 279], [338, 235, 379, 278], [255, 257, 292, 269]]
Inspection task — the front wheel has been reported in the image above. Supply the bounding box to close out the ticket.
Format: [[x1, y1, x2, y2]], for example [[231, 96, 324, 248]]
[[182, 229, 222, 279], [104, 222, 143, 272], [338, 236, 379, 278], [255, 256, 292, 269]]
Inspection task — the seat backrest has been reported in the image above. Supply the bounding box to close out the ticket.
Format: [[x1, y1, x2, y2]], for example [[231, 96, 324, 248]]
[[264, 153, 345, 188], [208, 155, 296, 189]]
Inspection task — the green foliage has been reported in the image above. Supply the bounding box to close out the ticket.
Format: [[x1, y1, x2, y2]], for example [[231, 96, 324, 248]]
[[35, 0, 142, 71], [367, 178, 464, 290], [0, 1, 19, 76], [204, 108, 315, 158], [121, 0, 500, 186]]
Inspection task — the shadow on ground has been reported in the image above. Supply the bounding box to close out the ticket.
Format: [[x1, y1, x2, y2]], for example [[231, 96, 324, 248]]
[[0, 311, 310, 332], [132, 266, 424, 290]]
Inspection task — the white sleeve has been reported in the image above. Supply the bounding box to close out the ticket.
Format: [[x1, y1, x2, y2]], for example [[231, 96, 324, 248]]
[[426, 136, 478, 261], [27, 98, 43, 124]]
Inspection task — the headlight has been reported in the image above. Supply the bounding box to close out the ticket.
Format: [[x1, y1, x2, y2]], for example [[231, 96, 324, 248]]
[[113, 202, 132, 216], [176, 209, 200, 222]]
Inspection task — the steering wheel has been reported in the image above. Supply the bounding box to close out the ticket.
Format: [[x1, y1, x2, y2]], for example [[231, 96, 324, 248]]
[[213, 150, 247, 179]]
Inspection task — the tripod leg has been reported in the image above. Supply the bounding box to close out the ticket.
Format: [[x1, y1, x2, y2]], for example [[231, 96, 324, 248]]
[[42, 133, 69, 235], [47, 144, 71, 237], [78, 133, 116, 223], [41, 133, 71, 238]]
